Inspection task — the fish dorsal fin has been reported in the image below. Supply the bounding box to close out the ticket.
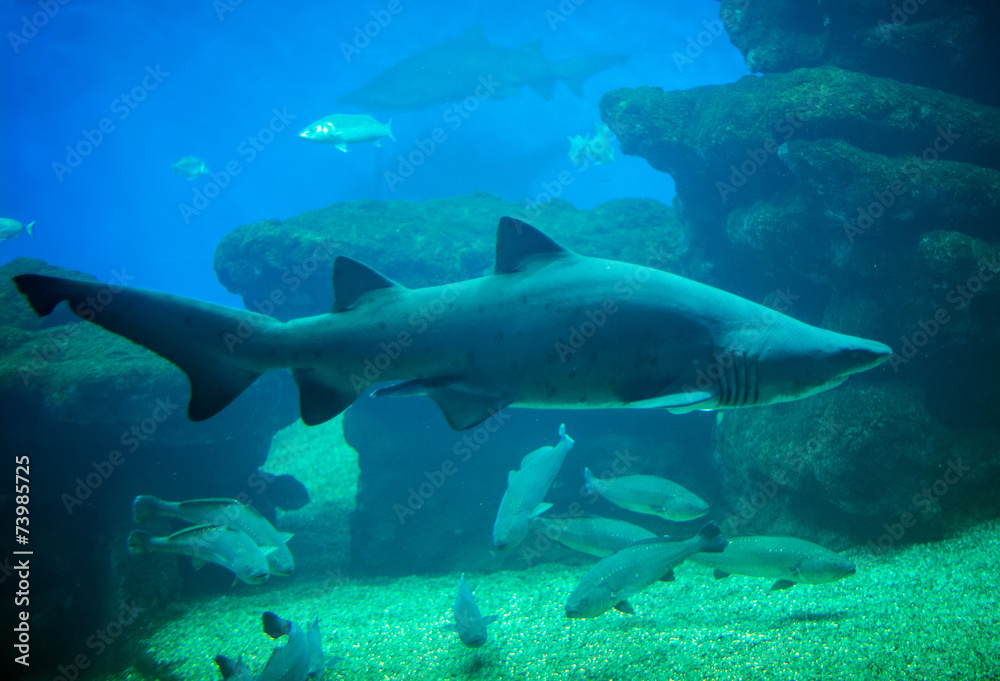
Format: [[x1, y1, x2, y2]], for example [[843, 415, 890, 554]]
[[333, 257, 403, 312], [494, 217, 571, 274], [167, 523, 224, 541]]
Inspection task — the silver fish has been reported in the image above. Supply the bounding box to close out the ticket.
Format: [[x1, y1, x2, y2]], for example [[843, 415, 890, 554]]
[[132, 495, 294, 575], [0, 218, 34, 241], [171, 155, 208, 179], [689, 536, 857, 590], [537, 516, 656, 558], [298, 114, 394, 152], [127, 524, 272, 585], [445, 574, 497, 648], [584, 468, 708, 521], [565, 522, 727, 618], [493, 423, 573, 550], [258, 612, 313, 681]]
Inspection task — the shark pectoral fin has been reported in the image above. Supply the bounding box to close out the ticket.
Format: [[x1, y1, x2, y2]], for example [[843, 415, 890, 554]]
[[335, 144, 349, 152], [482, 615, 498, 625], [713, 569, 731, 580], [613, 601, 634, 615], [291, 368, 357, 426], [277, 532, 293, 543], [191, 558, 206, 570], [374, 378, 511, 430], [771, 580, 796, 591], [659, 569, 675, 582], [441, 624, 457, 633], [260, 546, 279, 558], [628, 390, 716, 413]]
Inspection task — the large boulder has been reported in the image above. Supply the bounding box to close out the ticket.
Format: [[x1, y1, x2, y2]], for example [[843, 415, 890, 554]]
[[213, 192, 694, 321]]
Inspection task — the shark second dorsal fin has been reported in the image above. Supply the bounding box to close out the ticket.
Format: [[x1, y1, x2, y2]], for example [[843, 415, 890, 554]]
[[494, 217, 570, 275], [333, 256, 402, 312]]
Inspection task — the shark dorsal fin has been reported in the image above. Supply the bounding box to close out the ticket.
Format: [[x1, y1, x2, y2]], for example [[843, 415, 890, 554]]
[[494, 217, 570, 275], [333, 256, 402, 312]]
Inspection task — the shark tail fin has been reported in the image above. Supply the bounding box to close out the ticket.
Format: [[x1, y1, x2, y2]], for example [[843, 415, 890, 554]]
[[24, 220, 35, 237], [12, 273, 275, 421], [387, 119, 395, 142]]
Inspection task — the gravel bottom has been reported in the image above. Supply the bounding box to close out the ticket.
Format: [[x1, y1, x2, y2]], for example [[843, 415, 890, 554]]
[[105, 516, 999, 681]]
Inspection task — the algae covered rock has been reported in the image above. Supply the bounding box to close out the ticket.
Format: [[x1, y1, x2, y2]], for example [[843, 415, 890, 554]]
[[719, 0, 1000, 106], [214, 192, 691, 321], [714, 382, 1000, 545]]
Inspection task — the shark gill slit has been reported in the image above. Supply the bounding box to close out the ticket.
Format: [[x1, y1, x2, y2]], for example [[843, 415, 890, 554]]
[[720, 351, 759, 407]]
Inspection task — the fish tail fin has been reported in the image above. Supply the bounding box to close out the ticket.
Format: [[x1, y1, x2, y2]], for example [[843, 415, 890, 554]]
[[127, 530, 153, 554], [12, 273, 277, 421], [388, 119, 395, 142], [131, 495, 169, 523], [25, 220, 35, 237], [583, 467, 597, 495], [695, 521, 727, 553]]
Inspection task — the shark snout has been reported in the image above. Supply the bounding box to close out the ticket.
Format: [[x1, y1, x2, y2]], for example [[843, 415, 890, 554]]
[[851, 340, 894, 370]]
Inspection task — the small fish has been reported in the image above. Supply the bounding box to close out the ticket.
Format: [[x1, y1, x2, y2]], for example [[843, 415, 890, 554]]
[[565, 521, 727, 619], [258, 612, 314, 681], [493, 423, 573, 550], [445, 574, 497, 648], [567, 121, 614, 166], [171, 155, 208, 179], [0, 218, 34, 241], [127, 524, 272, 585], [298, 114, 394, 152], [132, 495, 294, 575], [537, 516, 657, 558], [584, 468, 708, 521], [689, 536, 857, 591]]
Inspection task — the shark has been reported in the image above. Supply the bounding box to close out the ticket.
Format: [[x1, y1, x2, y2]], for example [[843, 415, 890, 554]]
[[337, 25, 628, 111], [12, 217, 892, 431]]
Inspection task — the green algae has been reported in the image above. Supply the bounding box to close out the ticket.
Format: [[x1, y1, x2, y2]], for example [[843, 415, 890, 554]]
[[105, 518, 1000, 681]]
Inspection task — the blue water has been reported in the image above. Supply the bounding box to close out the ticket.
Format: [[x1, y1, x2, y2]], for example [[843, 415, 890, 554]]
[[1, 0, 747, 304]]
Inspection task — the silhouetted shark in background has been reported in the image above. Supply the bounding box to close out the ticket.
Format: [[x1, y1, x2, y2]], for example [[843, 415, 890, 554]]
[[338, 25, 628, 111], [13, 218, 891, 430]]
